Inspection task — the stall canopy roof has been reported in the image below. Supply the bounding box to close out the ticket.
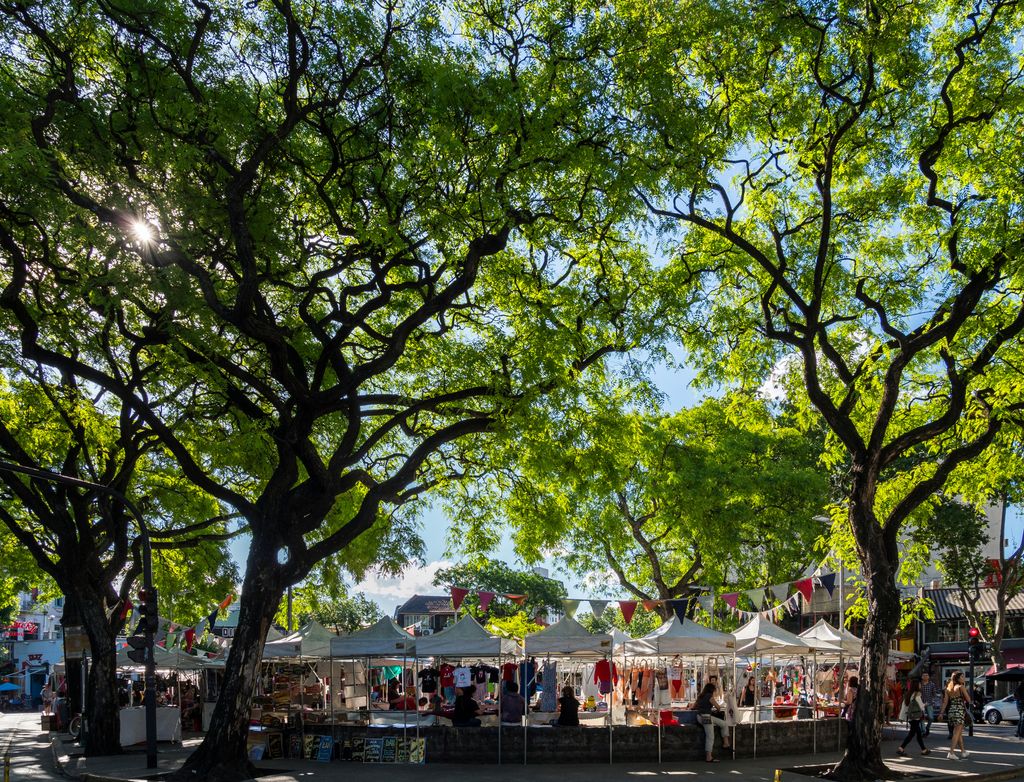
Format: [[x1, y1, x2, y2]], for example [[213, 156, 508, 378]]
[[625, 616, 736, 656], [329, 616, 414, 657], [264, 620, 335, 659], [525, 615, 613, 657], [733, 615, 832, 655], [414, 615, 522, 657], [799, 619, 861, 656], [115, 644, 206, 670]]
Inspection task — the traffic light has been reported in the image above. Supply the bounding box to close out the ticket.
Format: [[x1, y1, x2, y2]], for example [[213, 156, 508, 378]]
[[126, 633, 150, 664], [137, 587, 158, 634], [968, 626, 981, 661]]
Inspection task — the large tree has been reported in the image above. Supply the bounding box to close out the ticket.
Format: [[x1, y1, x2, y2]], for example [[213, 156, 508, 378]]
[[0, 2, 650, 778], [0, 368, 236, 754], [591, 0, 1024, 777], [457, 391, 827, 619]]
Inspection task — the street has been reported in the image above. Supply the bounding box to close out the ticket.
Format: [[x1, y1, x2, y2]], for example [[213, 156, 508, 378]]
[[0, 711, 63, 782]]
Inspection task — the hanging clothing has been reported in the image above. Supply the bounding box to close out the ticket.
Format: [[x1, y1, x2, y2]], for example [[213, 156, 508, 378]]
[[540, 662, 558, 712], [594, 659, 618, 695], [454, 666, 472, 688], [417, 667, 439, 694], [501, 662, 518, 682]]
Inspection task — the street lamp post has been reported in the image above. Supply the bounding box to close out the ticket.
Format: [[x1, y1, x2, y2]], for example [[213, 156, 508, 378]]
[[0, 459, 158, 769]]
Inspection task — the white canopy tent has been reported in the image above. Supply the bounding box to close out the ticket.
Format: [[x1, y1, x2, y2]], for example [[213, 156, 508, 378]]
[[798, 619, 861, 656], [413, 615, 522, 657], [329, 617, 414, 658], [263, 620, 336, 659], [524, 614, 613, 657], [734, 615, 828, 655], [625, 616, 736, 656]]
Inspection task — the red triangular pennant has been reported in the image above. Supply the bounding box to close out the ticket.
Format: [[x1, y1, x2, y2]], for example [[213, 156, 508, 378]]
[[619, 601, 638, 624], [504, 594, 527, 606], [183, 627, 196, 652], [451, 587, 469, 611], [722, 593, 739, 609], [478, 591, 495, 612], [794, 578, 814, 602], [641, 599, 662, 611]]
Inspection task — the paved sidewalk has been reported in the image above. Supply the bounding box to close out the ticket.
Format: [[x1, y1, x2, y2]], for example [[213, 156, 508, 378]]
[[47, 722, 1024, 782]]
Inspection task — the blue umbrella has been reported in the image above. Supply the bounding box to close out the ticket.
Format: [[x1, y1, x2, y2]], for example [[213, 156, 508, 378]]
[[0, 682, 21, 692]]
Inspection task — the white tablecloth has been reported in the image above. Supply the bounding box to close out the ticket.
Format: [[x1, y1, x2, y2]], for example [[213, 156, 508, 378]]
[[119, 707, 181, 746]]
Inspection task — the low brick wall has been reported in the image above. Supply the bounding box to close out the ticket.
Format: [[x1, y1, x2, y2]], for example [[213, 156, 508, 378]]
[[302, 718, 845, 763]]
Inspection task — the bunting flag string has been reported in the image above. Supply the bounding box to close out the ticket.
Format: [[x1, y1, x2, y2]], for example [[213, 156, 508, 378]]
[[437, 570, 839, 624]]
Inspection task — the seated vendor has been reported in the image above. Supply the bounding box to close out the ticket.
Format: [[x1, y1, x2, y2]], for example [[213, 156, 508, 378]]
[[552, 686, 579, 727], [500, 681, 526, 724], [386, 681, 417, 711], [452, 684, 482, 727]]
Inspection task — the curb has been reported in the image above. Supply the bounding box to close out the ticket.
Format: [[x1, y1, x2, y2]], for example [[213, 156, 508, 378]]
[[775, 764, 1024, 782]]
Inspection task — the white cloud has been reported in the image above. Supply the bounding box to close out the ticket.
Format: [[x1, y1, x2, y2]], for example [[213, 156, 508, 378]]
[[354, 559, 453, 613]]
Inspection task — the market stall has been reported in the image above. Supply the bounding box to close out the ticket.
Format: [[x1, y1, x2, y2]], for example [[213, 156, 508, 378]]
[[525, 615, 614, 764], [415, 615, 523, 763], [733, 616, 840, 756], [258, 621, 337, 736], [625, 616, 737, 762]]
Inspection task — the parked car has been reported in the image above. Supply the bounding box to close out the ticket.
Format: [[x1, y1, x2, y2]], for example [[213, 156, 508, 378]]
[[983, 695, 1020, 724]]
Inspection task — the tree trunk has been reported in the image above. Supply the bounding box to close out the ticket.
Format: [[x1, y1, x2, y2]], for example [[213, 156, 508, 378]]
[[172, 542, 283, 782], [830, 483, 902, 781], [77, 585, 122, 756]]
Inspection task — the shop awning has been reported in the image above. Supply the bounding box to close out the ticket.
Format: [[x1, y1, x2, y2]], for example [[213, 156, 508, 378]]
[[799, 619, 861, 656]]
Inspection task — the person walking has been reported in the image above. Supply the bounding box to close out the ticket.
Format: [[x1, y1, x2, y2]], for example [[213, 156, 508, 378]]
[[938, 671, 970, 760], [919, 672, 938, 736], [896, 679, 929, 756]]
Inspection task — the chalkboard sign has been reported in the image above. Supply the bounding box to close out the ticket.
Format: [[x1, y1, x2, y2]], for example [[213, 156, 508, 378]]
[[351, 737, 365, 762], [408, 738, 425, 764], [266, 733, 283, 760], [315, 735, 333, 763], [381, 736, 398, 763], [303, 734, 317, 759], [363, 737, 384, 763], [288, 733, 301, 759]]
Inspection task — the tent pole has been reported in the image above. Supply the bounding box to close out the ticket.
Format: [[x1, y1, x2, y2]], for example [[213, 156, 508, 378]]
[[330, 648, 336, 757], [811, 651, 817, 754], [731, 649, 736, 760], [402, 651, 408, 757], [299, 653, 306, 752], [414, 655, 419, 765], [607, 650, 612, 765], [497, 651, 501, 766], [522, 649, 527, 766], [838, 653, 843, 753]]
